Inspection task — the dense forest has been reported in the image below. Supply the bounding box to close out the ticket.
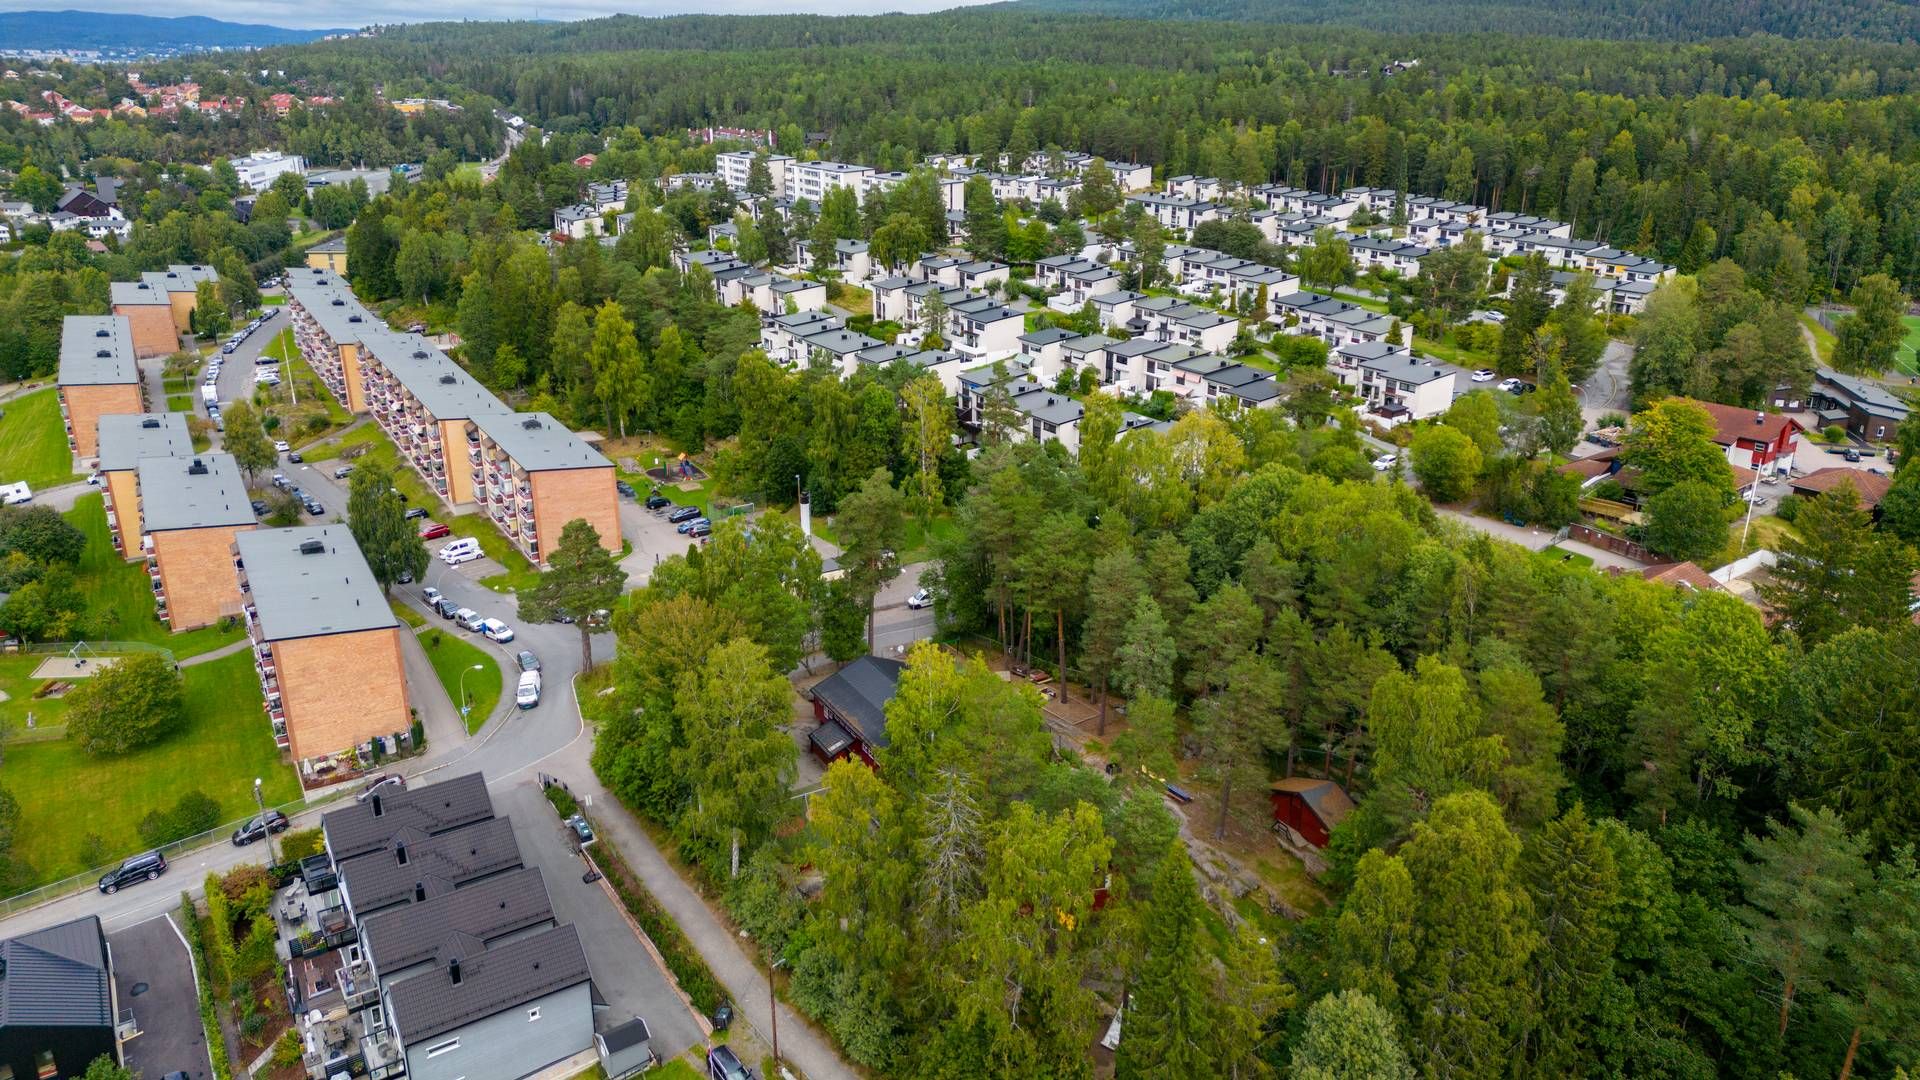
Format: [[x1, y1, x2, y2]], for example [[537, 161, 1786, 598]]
[[1012, 0, 1920, 45], [228, 10, 1920, 298]]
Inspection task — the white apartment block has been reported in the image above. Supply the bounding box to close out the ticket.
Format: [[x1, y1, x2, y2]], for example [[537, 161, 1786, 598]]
[[786, 161, 873, 206], [717, 150, 793, 196], [230, 149, 305, 192]]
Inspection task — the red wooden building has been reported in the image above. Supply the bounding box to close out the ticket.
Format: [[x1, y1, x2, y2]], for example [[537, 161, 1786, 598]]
[[1269, 778, 1355, 848], [807, 656, 906, 770]]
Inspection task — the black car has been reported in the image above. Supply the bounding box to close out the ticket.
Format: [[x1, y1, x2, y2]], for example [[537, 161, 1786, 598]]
[[288, 452, 304, 463], [303, 499, 324, 515], [706, 1045, 752, 1080], [98, 850, 167, 893], [645, 493, 672, 510], [434, 597, 462, 619], [667, 505, 701, 524], [516, 650, 541, 672], [250, 499, 269, 515], [615, 479, 637, 498], [404, 506, 429, 520], [231, 810, 289, 846]]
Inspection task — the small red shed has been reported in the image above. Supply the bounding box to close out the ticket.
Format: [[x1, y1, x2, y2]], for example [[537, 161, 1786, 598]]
[[1269, 778, 1355, 848]]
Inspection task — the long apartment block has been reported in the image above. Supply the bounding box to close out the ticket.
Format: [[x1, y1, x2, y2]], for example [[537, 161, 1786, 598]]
[[108, 263, 219, 358], [235, 526, 410, 775], [137, 453, 254, 631], [285, 269, 619, 565], [58, 315, 144, 459], [96, 412, 193, 558]]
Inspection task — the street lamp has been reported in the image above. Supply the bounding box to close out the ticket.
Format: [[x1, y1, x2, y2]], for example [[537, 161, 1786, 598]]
[[768, 955, 787, 1067], [457, 663, 485, 721], [253, 776, 277, 866]]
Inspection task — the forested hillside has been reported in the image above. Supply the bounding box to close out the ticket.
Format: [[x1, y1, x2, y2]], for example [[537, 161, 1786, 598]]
[[1010, 0, 1920, 44], [223, 10, 1920, 297]]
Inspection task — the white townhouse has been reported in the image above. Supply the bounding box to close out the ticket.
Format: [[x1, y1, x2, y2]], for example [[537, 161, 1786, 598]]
[[586, 180, 628, 211], [1165, 175, 1231, 202], [869, 276, 916, 324], [852, 344, 968, 395], [1133, 296, 1241, 354], [1126, 194, 1221, 234], [661, 172, 719, 193], [1036, 256, 1124, 312], [761, 310, 844, 367], [801, 327, 887, 377], [1089, 289, 1145, 332], [1343, 344, 1458, 426], [945, 296, 1025, 361], [1174, 250, 1299, 303], [552, 203, 605, 240], [1270, 290, 1410, 348], [786, 161, 873, 206], [1348, 235, 1430, 276], [1166, 353, 1281, 411], [1018, 329, 1121, 388], [1341, 186, 1401, 213], [1252, 184, 1315, 213]]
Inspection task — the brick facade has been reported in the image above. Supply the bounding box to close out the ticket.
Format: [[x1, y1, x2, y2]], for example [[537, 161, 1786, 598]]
[[273, 627, 411, 761], [113, 304, 178, 359], [104, 470, 140, 557], [340, 342, 367, 412], [443, 419, 479, 505], [530, 467, 620, 564], [152, 524, 254, 630], [306, 249, 348, 275], [166, 290, 198, 332], [61, 383, 144, 458]]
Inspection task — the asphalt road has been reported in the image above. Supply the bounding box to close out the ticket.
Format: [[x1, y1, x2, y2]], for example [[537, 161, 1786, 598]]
[[112, 915, 213, 1080]]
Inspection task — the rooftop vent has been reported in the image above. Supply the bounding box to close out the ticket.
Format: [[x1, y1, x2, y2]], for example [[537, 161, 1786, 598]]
[[395, 841, 408, 866], [298, 539, 325, 555], [439, 374, 455, 385], [370, 793, 383, 817], [187, 459, 208, 476], [522, 418, 541, 430], [141, 417, 161, 428], [331, 298, 346, 307], [95, 328, 110, 337], [413, 351, 429, 360], [348, 316, 363, 323], [414, 882, 426, 903], [448, 958, 461, 985], [96, 349, 112, 358], [1755, 411, 1766, 425]]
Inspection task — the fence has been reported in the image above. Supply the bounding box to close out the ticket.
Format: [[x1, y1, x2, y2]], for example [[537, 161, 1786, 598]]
[[0, 796, 311, 919], [12, 639, 177, 664], [1567, 523, 1651, 562]]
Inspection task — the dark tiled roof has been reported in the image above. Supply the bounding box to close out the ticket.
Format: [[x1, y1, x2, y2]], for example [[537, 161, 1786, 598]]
[[385, 924, 591, 1044], [323, 773, 494, 862], [0, 916, 110, 1028], [809, 656, 906, 749], [339, 816, 523, 917], [360, 866, 555, 977], [1269, 779, 1354, 829]]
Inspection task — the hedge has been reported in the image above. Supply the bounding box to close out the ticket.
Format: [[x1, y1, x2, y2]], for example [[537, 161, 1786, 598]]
[[179, 892, 236, 1080]]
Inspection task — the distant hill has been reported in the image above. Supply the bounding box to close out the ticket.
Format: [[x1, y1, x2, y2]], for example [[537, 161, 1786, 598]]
[[1009, 0, 1920, 43], [0, 11, 351, 51]]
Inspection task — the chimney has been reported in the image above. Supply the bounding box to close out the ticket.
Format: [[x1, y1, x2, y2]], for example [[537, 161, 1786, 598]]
[[413, 882, 425, 902], [448, 958, 462, 985], [395, 841, 408, 866], [370, 793, 383, 817], [1755, 411, 1766, 425]]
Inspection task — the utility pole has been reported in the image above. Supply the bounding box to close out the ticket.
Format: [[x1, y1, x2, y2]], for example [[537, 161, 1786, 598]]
[[253, 777, 278, 866]]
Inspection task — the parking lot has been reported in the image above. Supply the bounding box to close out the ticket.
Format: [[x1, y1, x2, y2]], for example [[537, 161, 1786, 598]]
[[112, 915, 214, 1080]]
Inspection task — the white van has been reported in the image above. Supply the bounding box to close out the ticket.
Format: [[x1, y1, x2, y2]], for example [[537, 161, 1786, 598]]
[[480, 618, 514, 643], [438, 538, 482, 565], [516, 670, 541, 709]]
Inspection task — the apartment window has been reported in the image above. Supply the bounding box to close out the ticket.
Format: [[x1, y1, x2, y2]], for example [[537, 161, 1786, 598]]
[[528, 1007, 542, 1022], [425, 1039, 461, 1058]]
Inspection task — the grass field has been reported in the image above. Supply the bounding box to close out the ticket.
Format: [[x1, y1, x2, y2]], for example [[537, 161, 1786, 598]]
[[1800, 314, 1837, 366], [65, 494, 247, 658], [298, 421, 382, 463], [0, 387, 79, 489], [1897, 315, 1920, 377], [165, 394, 195, 412], [418, 627, 506, 734], [4, 649, 298, 886], [389, 598, 426, 628]]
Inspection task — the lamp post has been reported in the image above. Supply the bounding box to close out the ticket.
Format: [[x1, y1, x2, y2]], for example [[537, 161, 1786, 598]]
[[253, 777, 277, 866], [457, 663, 485, 722], [768, 955, 787, 1067]]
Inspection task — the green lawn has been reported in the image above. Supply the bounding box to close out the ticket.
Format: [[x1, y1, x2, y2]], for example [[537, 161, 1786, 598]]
[[298, 422, 382, 462], [0, 387, 79, 489], [260, 295, 286, 306], [418, 627, 506, 734], [0, 653, 75, 734], [1897, 315, 1920, 377], [1801, 314, 1837, 366], [65, 494, 246, 658], [162, 377, 193, 394], [166, 394, 195, 412], [389, 598, 426, 628], [4, 649, 298, 886], [900, 513, 961, 563]]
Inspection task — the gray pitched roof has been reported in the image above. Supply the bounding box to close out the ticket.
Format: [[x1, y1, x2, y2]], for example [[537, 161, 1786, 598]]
[[359, 866, 555, 978], [97, 413, 193, 472], [59, 316, 138, 386], [810, 655, 906, 749], [338, 816, 523, 916], [0, 916, 110, 1028], [236, 526, 397, 642], [137, 453, 253, 532], [385, 923, 591, 1044], [323, 773, 495, 862]]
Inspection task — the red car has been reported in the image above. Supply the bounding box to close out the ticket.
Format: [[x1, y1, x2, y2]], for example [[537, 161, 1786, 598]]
[[418, 522, 451, 540]]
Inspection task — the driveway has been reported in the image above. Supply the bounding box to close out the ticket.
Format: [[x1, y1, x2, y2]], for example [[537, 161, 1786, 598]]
[[1580, 339, 1634, 423], [112, 915, 213, 1080], [495, 781, 704, 1063]]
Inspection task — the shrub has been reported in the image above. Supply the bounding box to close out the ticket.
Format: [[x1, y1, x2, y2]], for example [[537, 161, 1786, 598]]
[[277, 827, 323, 862], [1774, 493, 1803, 522], [271, 1029, 302, 1070], [138, 790, 221, 847]]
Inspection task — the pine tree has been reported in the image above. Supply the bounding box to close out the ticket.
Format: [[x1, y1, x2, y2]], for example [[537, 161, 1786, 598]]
[[1116, 844, 1217, 1080], [1736, 803, 1869, 1038], [1519, 804, 1620, 1075]]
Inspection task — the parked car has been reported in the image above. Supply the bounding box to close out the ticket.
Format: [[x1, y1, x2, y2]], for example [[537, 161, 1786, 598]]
[[221, 343, 237, 355], [677, 516, 710, 535], [303, 499, 324, 515], [422, 586, 443, 606], [456, 608, 484, 632], [706, 1045, 753, 1080], [689, 520, 713, 539], [1372, 453, 1398, 472], [250, 499, 268, 515], [667, 505, 702, 524], [404, 506, 429, 520], [1470, 369, 1497, 382], [1496, 378, 1523, 393], [1845, 448, 1862, 462], [98, 850, 167, 894], [907, 588, 932, 609], [615, 479, 636, 498], [516, 670, 542, 709], [288, 452, 303, 463], [333, 465, 354, 479], [480, 617, 515, 643], [433, 597, 462, 619], [419, 522, 452, 540], [271, 473, 288, 488], [274, 440, 291, 453], [516, 650, 541, 672], [231, 810, 289, 846], [645, 493, 672, 510]]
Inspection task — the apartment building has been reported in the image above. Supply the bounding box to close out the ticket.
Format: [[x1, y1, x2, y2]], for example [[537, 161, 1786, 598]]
[[660, 172, 718, 193], [586, 180, 629, 211], [552, 204, 605, 240], [229, 149, 305, 191], [945, 295, 1025, 361], [725, 271, 826, 316], [716, 150, 792, 195], [470, 412, 620, 564], [107, 278, 176, 358], [58, 315, 143, 458], [1173, 250, 1298, 303], [235, 526, 409, 771], [287, 268, 377, 412], [137, 453, 254, 631], [1348, 235, 1429, 276], [1132, 296, 1240, 354], [786, 160, 872, 206], [1270, 290, 1409, 347], [96, 412, 191, 557], [306, 236, 348, 275], [761, 310, 844, 367], [1125, 193, 1220, 234], [315, 775, 596, 1080], [1333, 343, 1457, 425], [1169, 354, 1281, 410]]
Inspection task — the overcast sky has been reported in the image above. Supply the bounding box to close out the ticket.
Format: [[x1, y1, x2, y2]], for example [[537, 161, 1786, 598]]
[[3, 0, 998, 31]]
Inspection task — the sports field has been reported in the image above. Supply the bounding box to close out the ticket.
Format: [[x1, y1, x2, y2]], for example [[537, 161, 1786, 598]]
[[1897, 315, 1920, 377]]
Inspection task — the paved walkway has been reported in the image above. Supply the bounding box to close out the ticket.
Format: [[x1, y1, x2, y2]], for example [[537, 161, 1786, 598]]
[[1435, 506, 1645, 571], [562, 747, 858, 1080], [179, 636, 253, 667]]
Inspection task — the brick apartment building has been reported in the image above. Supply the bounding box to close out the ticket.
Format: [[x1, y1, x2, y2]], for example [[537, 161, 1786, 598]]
[[109, 264, 218, 357], [287, 268, 376, 412], [95, 412, 192, 557], [471, 413, 620, 564], [137, 453, 255, 630], [58, 315, 144, 458], [236, 526, 410, 775]]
